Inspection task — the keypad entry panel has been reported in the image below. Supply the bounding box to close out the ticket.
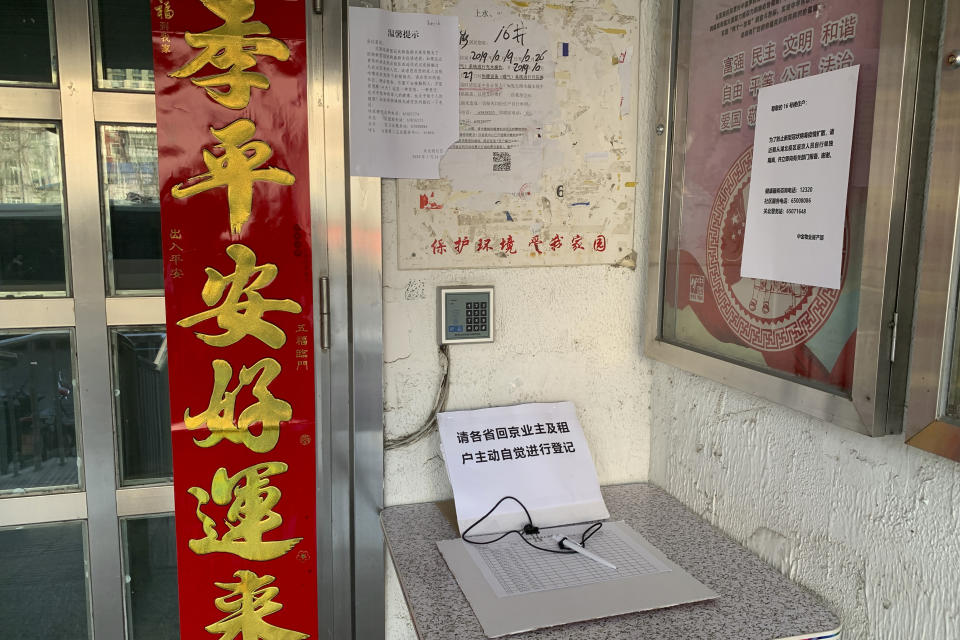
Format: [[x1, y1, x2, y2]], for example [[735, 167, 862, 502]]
[[438, 286, 495, 344]]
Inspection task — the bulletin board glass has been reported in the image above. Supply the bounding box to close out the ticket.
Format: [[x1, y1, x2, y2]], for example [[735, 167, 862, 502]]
[[646, 0, 923, 436]]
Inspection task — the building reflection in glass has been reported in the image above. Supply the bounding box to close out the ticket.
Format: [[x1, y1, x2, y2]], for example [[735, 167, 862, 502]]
[[0, 122, 67, 296], [111, 328, 172, 485], [0, 330, 79, 493], [100, 125, 162, 293]]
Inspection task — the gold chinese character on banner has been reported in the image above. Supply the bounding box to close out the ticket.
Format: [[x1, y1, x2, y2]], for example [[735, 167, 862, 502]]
[[189, 462, 302, 560], [206, 570, 308, 640], [178, 244, 301, 348], [170, 0, 290, 109], [185, 357, 290, 452], [154, 1, 174, 20], [171, 119, 295, 235]]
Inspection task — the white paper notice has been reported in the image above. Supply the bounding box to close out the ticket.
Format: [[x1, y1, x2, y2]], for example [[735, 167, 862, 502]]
[[348, 7, 459, 178], [440, 0, 555, 192], [437, 402, 609, 536], [740, 66, 859, 289]]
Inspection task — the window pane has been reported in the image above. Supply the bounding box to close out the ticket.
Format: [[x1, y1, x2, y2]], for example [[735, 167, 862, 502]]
[[0, 330, 80, 494], [99, 125, 162, 293], [0, 121, 68, 296], [0, 1, 56, 86], [111, 328, 171, 485], [0, 521, 90, 638], [946, 301, 960, 420], [95, 0, 154, 91], [122, 516, 179, 640]]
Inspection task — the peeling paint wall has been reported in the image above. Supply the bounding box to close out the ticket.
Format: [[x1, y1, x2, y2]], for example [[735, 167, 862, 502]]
[[648, 366, 960, 639], [393, 0, 641, 269]]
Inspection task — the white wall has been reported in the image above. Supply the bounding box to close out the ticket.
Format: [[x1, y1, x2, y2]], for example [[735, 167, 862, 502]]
[[648, 366, 960, 640], [380, 1, 661, 635], [381, 174, 653, 637]]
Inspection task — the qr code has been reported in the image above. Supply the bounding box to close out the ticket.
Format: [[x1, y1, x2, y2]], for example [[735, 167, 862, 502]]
[[492, 152, 511, 172], [689, 274, 705, 304]]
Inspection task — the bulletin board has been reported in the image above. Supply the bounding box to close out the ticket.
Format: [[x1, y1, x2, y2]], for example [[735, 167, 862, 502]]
[[643, 0, 928, 437], [661, 0, 884, 394], [392, 0, 641, 269]]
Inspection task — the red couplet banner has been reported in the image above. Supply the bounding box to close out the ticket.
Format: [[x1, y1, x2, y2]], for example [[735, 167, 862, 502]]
[[150, 1, 317, 638]]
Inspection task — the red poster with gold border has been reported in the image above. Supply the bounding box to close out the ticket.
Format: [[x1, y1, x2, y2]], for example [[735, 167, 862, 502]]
[[150, 1, 318, 638], [664, 0, 885, 393]]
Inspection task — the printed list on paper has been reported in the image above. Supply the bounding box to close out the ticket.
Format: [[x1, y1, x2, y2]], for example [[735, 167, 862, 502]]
[[463, 521, 670, 598], [740, 65, 859, 289]]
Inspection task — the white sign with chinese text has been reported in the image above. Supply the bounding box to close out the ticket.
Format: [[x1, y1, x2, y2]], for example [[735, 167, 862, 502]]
[[437, 401, 609, 536], [348, 7, 459, 178], [740, 65, 859, 289]]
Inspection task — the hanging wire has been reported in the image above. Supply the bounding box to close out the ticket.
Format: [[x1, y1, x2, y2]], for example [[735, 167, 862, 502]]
[[384, 344, 450, 450], [461, 495, 603, 554]]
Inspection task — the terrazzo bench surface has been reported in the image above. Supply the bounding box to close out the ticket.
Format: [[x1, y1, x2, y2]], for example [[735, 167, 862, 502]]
[[381, 482, 840, 639]]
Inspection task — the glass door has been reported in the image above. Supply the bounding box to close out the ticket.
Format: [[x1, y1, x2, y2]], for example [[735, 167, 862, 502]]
[[0, 1, 176, 637], [0, 2, 385, 638], [0, 1, 387, 638]]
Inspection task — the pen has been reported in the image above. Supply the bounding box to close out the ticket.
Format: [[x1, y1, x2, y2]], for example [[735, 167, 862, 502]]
[[552, 535, 617, 570]]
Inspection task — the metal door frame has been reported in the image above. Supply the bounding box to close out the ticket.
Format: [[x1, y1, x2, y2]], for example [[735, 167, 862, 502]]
[[317, 1, 385, 638]]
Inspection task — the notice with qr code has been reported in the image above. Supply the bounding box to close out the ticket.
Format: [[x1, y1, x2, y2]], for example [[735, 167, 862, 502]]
[[435, 0, 554, 194]]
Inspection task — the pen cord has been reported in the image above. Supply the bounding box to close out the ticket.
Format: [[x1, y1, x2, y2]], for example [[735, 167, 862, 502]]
[[461, 495, 603, 555]]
